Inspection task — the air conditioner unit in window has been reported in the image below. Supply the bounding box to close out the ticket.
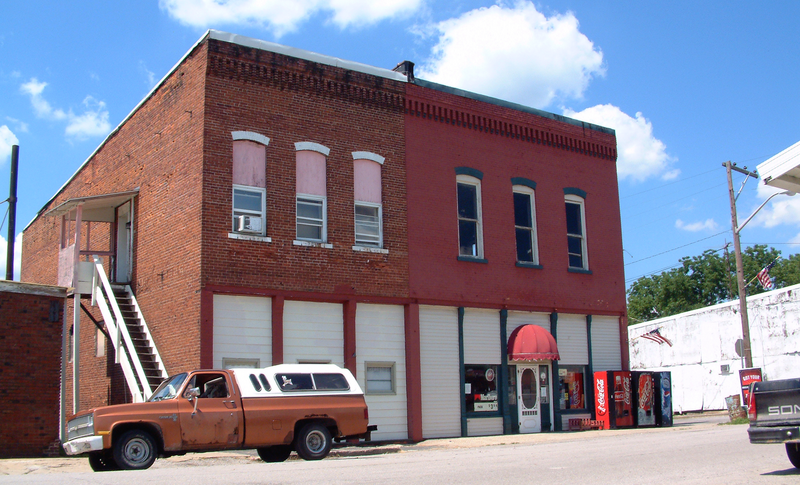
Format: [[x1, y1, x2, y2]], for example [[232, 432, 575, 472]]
[[720, 364, 731, 374], [237, 215, 262, 233]]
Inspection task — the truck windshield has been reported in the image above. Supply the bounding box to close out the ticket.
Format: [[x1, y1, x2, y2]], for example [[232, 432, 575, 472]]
[[149, 373, 188, 402]]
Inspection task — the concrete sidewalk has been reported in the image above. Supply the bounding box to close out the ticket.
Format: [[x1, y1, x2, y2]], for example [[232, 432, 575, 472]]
[[0, 411, 732, 475]]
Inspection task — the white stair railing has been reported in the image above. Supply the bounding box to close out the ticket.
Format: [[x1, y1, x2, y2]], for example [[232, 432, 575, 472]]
[[121, 285, 167, 382], [91, 256, 161, 401]]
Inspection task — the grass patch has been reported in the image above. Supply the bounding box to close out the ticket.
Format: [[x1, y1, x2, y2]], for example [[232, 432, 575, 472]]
[[719, 417, 750, 425]]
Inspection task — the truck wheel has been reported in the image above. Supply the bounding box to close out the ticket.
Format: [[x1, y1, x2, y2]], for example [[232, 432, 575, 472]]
[[257, 445, 292, 462], [787, 443, 800, 469], [113, 430, 157, 470], [88, 451, 118, 472], [295, 423, 332, 460]]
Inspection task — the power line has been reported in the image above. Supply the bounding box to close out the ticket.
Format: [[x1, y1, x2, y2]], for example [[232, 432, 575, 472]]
[[624, 230, 729, 266]]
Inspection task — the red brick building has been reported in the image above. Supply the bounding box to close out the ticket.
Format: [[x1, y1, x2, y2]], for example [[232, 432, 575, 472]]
[[21, 30, 626, 443]]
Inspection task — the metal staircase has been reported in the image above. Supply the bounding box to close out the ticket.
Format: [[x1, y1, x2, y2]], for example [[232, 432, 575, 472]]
[[91, 256, 168, 402]]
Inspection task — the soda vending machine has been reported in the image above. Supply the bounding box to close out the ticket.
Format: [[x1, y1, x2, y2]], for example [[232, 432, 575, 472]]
[[632, 371, 656, 427], [654, 371, 673, 427], [593, 371, 634, 429]]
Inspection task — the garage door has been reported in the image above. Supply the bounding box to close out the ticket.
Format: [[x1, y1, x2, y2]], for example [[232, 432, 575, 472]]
[[283, 300, 344, 366], [419, 305, 460, 439], [213, 295, 272, 369]]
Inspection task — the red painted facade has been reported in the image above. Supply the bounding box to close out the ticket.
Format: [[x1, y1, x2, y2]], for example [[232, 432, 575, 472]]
[[404, 82, 625, 315]]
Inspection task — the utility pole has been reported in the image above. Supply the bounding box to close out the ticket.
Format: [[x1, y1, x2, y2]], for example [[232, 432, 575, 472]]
[[725, 161, 755, 368], [6, 145, 19, 281]]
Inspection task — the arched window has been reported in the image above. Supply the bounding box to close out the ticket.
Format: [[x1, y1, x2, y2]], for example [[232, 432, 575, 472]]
[[353, 152, 384, 248], [231, 131, 269, 237], [295, 142, 330, 243], [564, 189, 588, 271]]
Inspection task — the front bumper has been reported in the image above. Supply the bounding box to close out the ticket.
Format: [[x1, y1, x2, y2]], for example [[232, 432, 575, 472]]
[[63, 435, 104, 455], [748, 425, 800, 444]]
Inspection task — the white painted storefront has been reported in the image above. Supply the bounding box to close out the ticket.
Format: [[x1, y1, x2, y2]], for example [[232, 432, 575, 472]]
[[629, 283, 800, 412]]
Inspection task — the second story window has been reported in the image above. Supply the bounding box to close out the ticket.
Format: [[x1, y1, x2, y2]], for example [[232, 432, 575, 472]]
[[295, 143, 330, 243], [513, 183, 538, 265], [353, 152, 385, 249], [231, 132, 269, 237], [456, 172, 484, 259], [565, 191, 588, 271]]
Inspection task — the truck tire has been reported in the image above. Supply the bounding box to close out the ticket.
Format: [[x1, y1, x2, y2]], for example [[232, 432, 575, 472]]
[[113, 430, 157, 470], [88, 451, 118, 472], [295, 422, 332, 460], [257, 445, 292, 462], [787, 443, 800, 469]]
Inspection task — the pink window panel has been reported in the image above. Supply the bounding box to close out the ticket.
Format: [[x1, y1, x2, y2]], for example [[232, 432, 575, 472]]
[[296, 151, 327, 196], [354, 159, 382, 204], [233, 140, 266, 188]]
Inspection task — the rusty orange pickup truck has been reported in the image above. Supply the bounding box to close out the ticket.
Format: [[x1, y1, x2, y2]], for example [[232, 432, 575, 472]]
[[63, 364, 375, 471]]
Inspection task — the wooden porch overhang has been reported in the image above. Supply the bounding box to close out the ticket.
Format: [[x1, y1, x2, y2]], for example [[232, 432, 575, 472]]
[[45, 189, 139, 222]]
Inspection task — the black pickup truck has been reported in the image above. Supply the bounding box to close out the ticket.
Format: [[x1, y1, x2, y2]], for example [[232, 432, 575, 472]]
[[747, 378, 800, 469]]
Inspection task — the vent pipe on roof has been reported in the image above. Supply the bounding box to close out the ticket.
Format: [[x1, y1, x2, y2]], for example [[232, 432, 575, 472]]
[[6, 145, 19, 281], [393, 61, 415, 82]]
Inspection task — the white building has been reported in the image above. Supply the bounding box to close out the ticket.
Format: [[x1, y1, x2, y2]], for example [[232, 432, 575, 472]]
[[628, 283, 800, 412]]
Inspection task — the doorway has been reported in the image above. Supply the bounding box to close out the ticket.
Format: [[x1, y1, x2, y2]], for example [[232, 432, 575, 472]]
[[115, 202, 132, 283], [517, 364, 551, 433]]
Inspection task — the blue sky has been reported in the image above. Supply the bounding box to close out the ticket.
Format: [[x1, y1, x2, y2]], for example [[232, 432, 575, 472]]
[[1, 1, 799, 288]]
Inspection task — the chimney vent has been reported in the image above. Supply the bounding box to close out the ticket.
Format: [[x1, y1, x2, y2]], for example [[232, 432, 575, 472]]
[[393, 61, 415, 82]]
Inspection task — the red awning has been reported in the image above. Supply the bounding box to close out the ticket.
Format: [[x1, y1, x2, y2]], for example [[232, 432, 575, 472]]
[[508, 324, 560, 361]]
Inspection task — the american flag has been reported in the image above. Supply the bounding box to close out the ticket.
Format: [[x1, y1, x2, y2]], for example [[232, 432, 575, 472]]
[[640, 328, 672, 347], [756, 260, 776, 290]]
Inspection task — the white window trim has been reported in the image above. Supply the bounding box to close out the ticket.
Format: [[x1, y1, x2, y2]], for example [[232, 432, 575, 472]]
[[231, 184, 267, 237], [565, 194, 588, 270], [365, 361, 396, 395], [232, 131, 270, 146], [352, 151, 385, 164], [296, 194, 327, 243], [295, 142, 330, 156], [513, 185, 539, 265], [456, 174, 484, 259], [354, 201, 383, 249]]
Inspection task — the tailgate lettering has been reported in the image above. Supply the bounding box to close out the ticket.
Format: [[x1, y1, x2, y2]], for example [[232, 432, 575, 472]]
[[768, 404, 800, 416]]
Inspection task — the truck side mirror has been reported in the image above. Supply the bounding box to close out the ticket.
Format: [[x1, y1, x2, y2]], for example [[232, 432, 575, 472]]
[[186, 387, 201, 414]]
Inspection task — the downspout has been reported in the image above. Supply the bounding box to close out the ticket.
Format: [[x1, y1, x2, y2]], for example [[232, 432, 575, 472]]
[[5, 145, 19, 281]]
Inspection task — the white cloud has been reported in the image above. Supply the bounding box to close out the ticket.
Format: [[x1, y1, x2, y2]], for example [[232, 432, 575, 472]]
[[675, 218, 719, 232], [0, 233, 23, 281], [159, 0, 423, 37], [20, 78, 68, 120], [563, 104, 676, 182], [20, 78, 111, 140], [139, 61, 156, 87], [751, 182, 800, 228], [0, 125, 19, 164], [416, 2, 604, 109], [5, 117, 29, 133]]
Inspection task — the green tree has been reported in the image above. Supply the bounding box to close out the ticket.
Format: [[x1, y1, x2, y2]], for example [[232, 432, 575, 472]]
[[627, 245, 799, 324]]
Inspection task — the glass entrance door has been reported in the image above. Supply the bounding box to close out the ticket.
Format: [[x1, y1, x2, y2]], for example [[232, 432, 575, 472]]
[[517, 365, 541, 433]]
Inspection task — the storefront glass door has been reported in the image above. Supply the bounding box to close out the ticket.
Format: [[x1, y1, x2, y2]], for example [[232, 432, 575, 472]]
[[517, 365, 541, 433]]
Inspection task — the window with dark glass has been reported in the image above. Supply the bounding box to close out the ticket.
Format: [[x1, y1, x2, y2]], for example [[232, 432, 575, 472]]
[[514, 189, 538, 264], [457, 182, 481, 257], [465, 364, 499, 413], [565, 197, 587, 269], [558, 365, 587, 410]]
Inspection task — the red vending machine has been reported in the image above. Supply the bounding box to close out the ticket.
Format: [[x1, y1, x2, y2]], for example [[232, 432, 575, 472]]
[[632, 371, 656, 427], [594, 371, 634, 429]]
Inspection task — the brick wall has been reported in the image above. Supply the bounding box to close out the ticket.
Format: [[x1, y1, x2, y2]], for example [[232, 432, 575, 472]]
[[199, 39, 409, 299], [404, 83, 626, 316], [21, 42, 211, 413], [0, 283, 65, 457]]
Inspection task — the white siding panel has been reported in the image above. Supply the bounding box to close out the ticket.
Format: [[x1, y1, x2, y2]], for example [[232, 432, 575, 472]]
[[467, 417, 503, 437], [507, 311, 551, 338], [591, 316, 622, 371], [419, 306, 461, 439], [283, 301, 343, 366], [557, 314, 588, 365], [213, 295, 272, 369], [463, 309, 501, 364], [356, 304, 408, 441]]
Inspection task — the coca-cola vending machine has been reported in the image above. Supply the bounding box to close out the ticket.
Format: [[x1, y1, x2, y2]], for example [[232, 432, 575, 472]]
[[654, 371, 673, 427], [632, 371, 656, 427], [593, 371, 634, 429]]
